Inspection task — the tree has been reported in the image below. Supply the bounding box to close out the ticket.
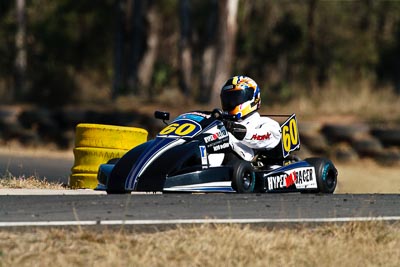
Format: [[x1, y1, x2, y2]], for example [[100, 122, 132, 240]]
[[178, 0, 192, 97], [198, 0, 218, 103], [112, 0, 159, 99], [14, 0, 27, 101], [137, 0, 159, 98], [210, 0, 239, 107], [306, 0, 317, 91], [112, 0, 124, 99]]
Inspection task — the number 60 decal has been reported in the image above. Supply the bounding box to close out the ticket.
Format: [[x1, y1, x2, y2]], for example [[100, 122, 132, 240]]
[[281, 114, 300, 158], [158, 119, 201, 138]]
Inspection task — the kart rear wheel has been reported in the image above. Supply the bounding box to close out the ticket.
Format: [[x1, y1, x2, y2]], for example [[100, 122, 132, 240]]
[[232, 161, 257, 193], [305, 158, 338, 194]]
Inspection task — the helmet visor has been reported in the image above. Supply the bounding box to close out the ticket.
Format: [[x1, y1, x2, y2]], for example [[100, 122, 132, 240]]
[[221, 88, 254, 111]]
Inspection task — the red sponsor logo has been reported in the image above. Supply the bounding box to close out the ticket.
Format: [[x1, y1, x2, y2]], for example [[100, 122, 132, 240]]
[[251, 132, 271, 140], [285, 171, 297, 187], [204, 130, 228, 143]]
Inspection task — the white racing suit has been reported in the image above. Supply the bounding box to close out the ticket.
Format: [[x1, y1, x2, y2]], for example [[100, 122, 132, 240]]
[[227, 112, 281, 161]]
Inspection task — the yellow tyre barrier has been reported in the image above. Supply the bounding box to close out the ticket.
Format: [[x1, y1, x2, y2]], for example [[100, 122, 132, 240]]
[[69, 123, 148, 189], [71, 147, 128, 174], [69, 173, 98, 189], [74, 123, 148, 149]]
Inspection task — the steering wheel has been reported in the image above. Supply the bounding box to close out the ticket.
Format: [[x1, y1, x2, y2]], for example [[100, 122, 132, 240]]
[[211, 108, 223, 119]]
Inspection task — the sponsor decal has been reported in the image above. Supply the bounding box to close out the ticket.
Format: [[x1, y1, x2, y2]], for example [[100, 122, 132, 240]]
[[179, 112, 210, 122], [285, 171, 297, 187], [265, 167, 316, 190], [204, 130, 228, 143], [280, 114, 300, 158], [158, 119, 201, 138], [212, 142, 230, 152], [296, 168, 314, 185], [206, 139, 224, 150], [199, 145, 208, 168], [251, 132, 271, 140]]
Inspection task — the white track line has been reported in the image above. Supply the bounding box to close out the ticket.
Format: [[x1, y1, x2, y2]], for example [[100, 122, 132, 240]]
[[1, 216, 400, 227]]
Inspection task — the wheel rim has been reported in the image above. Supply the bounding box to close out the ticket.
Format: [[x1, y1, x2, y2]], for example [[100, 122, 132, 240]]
[[325, 168, 337, 190], [242, 171, 252, 190]]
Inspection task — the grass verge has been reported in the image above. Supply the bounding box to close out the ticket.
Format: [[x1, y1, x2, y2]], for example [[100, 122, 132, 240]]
[[269, 81, 400, 124], [0, 222, 399, 267], [0, 174, 66, 190], [335, 159, 400, 193]]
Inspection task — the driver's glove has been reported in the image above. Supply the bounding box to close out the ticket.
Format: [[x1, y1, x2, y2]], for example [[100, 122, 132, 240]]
[[225, 121, 247, 140]]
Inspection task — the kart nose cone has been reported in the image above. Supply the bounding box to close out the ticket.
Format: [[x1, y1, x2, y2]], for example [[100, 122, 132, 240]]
[[97, 163, 115, 188]]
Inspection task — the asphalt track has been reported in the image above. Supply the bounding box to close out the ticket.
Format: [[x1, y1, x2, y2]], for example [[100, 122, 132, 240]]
[[0, 150, 73, 184], [0, 151, 399, 227], [0, 193, 399, 227]]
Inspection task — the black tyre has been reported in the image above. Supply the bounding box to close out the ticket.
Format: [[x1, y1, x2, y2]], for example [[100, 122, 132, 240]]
[[231, 161, 257, 193], [371, 128, 400, 147], [305, 158, 338, 194], [107, 158, 120, 164], [322, 124, 369, 143]]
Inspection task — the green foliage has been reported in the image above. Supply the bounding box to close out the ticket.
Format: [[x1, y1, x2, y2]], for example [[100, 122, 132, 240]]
[[1, 0, 400, 106], [1, 0, 115, 106], [152, 62, 171, 95]]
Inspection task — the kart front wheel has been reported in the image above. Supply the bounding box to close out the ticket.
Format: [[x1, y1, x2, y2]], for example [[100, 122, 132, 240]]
[[232, 161, 257, 193], [305, 158, 338, 194]]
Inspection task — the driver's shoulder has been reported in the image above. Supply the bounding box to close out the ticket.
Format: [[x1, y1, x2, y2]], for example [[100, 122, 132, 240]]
[[257, 114, 280, 128]]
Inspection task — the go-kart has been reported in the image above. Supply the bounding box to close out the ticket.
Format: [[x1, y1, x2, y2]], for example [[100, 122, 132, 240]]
[[96, 109, 338, 194]]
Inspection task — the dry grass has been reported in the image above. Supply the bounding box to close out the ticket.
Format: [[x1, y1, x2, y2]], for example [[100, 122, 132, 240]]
[[335, 159, 400, 193], [0, 175, 66, 189], [113, 80, 400, 126], [268, 81, 400, 124], [0, 222, 399, 267]]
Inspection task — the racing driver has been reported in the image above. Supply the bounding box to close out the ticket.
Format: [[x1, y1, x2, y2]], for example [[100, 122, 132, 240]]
[[219, 75, 282, 161]]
